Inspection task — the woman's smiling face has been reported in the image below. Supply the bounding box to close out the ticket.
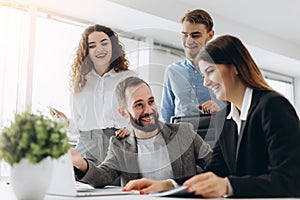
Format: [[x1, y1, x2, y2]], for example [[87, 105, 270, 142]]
[[199, 60, 239, 102], [88, 31, 112, 68]]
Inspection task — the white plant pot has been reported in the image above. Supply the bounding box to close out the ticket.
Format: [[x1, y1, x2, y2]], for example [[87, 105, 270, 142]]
[[11, 157, 53, 200]]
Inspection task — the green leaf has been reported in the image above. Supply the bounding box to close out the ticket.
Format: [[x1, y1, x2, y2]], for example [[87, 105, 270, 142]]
[[0, 110, 71, 166]]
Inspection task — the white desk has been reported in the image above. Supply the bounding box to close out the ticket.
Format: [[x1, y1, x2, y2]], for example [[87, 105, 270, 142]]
[[1, 182, 300, 200]]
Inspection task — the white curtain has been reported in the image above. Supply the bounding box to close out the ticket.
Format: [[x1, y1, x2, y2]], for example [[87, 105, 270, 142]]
[[0, 5, 30, 127]]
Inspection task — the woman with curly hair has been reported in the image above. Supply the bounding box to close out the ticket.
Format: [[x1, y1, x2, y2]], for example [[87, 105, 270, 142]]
[[55, 24, 136, 165]]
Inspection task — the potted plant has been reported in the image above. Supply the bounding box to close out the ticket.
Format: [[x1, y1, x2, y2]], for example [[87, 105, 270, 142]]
[[0, 110, 71, 200]]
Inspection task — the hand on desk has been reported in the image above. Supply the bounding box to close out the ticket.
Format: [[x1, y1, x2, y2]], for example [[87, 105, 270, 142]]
[[122, 178, 174, 194], [122, 172, 228, 197], [183, 172, 228, 198], [71, 148, 88, 173]]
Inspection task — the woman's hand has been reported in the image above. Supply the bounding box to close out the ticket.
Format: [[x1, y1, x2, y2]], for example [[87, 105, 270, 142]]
[[122, 178, 174, 194], [183, 172, 228, 198], [49, 107, 70, 126], [115, 128, 130, 139]]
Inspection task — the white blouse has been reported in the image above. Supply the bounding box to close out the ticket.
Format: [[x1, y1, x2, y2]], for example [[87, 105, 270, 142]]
[[70, 68, 137, 131]]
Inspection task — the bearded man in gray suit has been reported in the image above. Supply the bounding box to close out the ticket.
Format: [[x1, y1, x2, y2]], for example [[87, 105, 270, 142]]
[[72, 76, 212, 190]]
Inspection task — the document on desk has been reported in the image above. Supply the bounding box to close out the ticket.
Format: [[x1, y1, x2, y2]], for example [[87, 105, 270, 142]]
[[75, 182, 136, 196], [149, 186, 202, 198], [74, 186, 138, 197]]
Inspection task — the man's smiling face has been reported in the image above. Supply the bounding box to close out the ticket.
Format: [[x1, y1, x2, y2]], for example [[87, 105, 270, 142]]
[[181, 21, 213, 62], [125, 83, 159, 132]]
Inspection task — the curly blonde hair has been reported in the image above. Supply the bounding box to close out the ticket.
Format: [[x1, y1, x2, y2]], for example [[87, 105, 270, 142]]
[[70, 24, 129, 93]]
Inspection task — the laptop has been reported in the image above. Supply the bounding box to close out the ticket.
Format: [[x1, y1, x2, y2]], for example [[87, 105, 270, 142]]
[[47, 150, 137, 197]]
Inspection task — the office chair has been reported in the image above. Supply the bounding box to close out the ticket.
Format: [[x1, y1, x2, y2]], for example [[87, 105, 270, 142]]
[[171, 113, 218, 148]]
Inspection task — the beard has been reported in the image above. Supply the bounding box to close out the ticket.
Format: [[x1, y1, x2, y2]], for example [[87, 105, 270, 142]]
[[129, 111, 160, 132]]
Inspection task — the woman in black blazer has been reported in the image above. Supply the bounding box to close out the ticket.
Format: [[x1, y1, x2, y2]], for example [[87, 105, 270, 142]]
[[123, 35, 300, 198], [183, 35, 300, 197]]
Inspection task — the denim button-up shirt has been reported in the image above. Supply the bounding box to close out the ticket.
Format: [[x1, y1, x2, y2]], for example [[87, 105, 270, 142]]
[[161, 58, 216, 122]]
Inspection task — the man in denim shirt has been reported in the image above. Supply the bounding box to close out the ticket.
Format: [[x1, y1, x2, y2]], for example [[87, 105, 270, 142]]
[[161, 9, 222, 122]]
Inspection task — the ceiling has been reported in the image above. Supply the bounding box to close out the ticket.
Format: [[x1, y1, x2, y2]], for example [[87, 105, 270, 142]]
[[8, 0, 300, 77]]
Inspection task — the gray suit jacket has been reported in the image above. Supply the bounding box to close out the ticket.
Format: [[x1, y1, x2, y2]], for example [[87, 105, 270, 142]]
[[78, 122, 212, 188]]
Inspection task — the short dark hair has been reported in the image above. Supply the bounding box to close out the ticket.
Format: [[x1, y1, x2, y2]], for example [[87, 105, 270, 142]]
[[181, 9, 214, 32], [115, 77, 149, 108]]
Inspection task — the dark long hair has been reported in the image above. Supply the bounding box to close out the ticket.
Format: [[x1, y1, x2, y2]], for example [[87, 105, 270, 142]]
[[198, 35, 273, 91]]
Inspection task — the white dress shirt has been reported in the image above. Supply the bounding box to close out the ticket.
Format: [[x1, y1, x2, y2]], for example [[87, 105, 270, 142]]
[[70, 69, 137, 131], [227, 87, 253, 135], [225, 87, 253, 196]]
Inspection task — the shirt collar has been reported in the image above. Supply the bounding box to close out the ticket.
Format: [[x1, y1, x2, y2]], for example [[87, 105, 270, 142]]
[[88, 67, 115, 77], [227, 88, 253, 121], [184, 58, 200, 71], [89, 68, 98, 76], [185, 58, 194, 66]]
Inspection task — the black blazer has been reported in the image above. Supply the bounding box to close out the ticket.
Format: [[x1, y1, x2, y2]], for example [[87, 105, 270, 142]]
[[206, 89, 300, 197]]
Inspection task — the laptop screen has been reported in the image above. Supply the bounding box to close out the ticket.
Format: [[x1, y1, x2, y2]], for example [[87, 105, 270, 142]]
[[47, 150, 135, 197]]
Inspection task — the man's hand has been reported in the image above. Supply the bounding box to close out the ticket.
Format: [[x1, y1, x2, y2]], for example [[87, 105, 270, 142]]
[[183, 172, 228, 198], [71, 148, 88, 173], [197, 100, 220, 114], [122, 178, 174, 194]]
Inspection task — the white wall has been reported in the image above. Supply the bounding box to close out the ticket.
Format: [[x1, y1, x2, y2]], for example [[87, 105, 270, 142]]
[[148, 47, 184, 112]]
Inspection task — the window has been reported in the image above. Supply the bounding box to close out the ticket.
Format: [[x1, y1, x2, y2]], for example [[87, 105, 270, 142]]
[[0, 4, 31, 181], [262, 70, 294, 105], [0, 5, 30, 126], [31, 16, 84, 118]]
